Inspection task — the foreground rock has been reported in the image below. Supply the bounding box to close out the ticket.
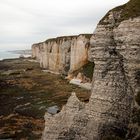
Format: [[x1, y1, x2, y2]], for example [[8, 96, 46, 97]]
[[42, 0, 140, 139]]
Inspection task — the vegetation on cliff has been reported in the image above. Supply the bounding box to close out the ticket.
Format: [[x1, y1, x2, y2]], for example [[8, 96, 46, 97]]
[[120, 0, 140, 19], [100, 0, 140, 24]]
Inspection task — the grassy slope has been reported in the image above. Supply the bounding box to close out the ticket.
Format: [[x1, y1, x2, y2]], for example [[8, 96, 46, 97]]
[[100, 0, 140, 24]]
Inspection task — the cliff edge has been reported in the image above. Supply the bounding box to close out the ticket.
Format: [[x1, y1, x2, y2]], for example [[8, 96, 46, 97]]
[[42, 0, 140, 139]]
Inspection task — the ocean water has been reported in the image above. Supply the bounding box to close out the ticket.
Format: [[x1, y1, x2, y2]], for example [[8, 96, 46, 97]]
[[0, 50, 31, 60]]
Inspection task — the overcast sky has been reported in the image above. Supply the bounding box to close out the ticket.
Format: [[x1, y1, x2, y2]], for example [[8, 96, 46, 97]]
[[0, 0, 129, 50]]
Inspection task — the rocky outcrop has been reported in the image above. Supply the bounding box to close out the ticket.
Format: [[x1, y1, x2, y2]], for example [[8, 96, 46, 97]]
[[42, 0, 140, 139], [42, 92, 86, 139], [88, 17, 140, 140], [32, 34, 91, 75]]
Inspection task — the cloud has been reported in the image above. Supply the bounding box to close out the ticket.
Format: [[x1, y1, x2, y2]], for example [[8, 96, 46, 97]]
[[0, 0, 129, 50]]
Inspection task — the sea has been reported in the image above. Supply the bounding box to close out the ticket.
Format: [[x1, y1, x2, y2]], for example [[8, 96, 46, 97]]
[[0, 50, 31, 60]]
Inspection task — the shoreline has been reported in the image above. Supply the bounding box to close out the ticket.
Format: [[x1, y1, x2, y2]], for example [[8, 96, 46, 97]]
[[0, 49, 31, 61]]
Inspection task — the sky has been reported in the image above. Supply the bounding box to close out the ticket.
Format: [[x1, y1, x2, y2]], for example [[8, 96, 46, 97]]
[[0, 0, 129, 50]]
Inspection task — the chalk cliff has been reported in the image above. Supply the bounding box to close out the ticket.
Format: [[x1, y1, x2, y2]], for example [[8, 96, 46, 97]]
[[42, 0, 140, 139], [32, 34, 92, 75]]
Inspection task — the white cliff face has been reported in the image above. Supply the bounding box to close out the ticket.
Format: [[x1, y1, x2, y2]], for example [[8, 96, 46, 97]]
[[42, 3, 140, 140], [32, 35, 91, 75], [70, 35, 89, 72], [40, 41, 59, 72], [32, 43, 42, 61]]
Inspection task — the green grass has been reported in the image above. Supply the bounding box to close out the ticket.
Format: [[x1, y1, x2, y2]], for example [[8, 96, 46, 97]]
[[99, 0, 140, 25], [119, 0, 140, 21]]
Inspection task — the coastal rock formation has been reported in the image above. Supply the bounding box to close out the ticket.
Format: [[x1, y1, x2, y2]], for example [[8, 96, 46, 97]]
[[42, 92, 86, 139], [32, 34, 91, 75], [42, 0, 140, 139], [32, 43, 42, 61]]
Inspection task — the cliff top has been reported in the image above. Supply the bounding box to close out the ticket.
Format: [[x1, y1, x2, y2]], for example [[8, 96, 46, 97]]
[[45, 35, 77, 44], [32, 34, 92, 46], [100, 0, 140, 24], [45, 34, 92, 44]]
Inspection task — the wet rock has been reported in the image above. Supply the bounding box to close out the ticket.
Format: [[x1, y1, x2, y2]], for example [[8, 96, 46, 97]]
[[46, 105, 60, 115]]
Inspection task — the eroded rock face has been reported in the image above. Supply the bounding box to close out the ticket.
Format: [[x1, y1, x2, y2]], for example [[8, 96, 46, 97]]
[[32, 43, 42, 61], [70, 35, 90, 72], [32, 35, 91, 75], [88, 16, 140, 139], [42, 1, 140, 139]]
